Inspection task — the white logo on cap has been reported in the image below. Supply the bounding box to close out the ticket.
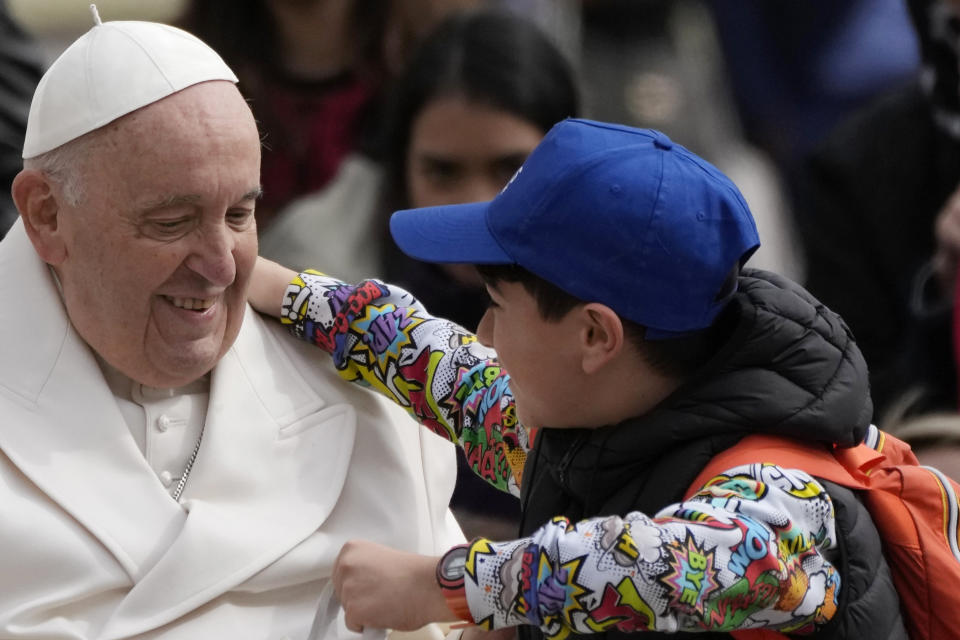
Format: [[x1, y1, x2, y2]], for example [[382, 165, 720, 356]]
[[500, 166, 523, 195]]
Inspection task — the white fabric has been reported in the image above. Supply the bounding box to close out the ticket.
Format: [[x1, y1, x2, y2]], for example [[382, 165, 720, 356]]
[[97, 355, 209, 497], [133, 381, 207, 497], [96, 353, 152, 455], [308, 582, 385, 640], [0, 220, 463, 638], [23, 20, 237, 158]]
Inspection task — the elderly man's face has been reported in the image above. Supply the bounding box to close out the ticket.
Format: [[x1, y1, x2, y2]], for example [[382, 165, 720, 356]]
[[53, 81, 261, 388]]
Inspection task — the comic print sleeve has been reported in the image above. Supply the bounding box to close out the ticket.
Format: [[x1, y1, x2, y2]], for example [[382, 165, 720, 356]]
[[280, 270, 529, 496], [463, 463, 840, 636]]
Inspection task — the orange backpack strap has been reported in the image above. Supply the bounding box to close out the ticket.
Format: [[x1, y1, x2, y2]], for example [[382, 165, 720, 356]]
[[686, 433, 877, 501]]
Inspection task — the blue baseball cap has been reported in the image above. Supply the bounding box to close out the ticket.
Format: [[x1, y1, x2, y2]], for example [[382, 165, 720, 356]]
[[390, 118, 759, 337]]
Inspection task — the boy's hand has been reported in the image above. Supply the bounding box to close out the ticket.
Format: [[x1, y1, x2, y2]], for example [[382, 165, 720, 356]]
[[460, 626, 517, 640], [248, 256, 296, 316], [333, 539, 456, 632]]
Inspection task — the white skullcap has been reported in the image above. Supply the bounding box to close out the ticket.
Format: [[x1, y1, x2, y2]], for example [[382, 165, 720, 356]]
[[22, 5, 238, 159]]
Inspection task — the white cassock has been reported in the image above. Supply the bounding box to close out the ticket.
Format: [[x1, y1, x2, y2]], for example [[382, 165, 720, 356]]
[[0, 220, 463, 639]]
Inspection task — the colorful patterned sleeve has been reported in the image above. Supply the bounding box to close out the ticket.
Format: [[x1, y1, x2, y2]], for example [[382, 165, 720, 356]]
[[463, 463, 840, 635], [280, 270, 530, 496]]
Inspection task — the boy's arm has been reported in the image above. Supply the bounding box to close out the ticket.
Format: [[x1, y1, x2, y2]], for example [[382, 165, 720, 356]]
[[335, 463, 841, 635], [247, 257, 298, 315], [249, 259, 528, 496]]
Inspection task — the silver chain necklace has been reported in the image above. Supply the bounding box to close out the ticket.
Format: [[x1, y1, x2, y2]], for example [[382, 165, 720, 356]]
[[172, 423, 205, 502]]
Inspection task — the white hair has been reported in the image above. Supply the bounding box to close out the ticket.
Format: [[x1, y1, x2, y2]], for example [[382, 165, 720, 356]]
[[21, 132, 101, 206]]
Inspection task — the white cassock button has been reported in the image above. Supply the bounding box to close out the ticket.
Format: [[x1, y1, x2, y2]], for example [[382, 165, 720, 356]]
[[159, 470, 174, 487], [157, 414, 171, 432]]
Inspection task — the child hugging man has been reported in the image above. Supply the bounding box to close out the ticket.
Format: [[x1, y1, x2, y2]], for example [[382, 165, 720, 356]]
[[249, 119, 902, 639]]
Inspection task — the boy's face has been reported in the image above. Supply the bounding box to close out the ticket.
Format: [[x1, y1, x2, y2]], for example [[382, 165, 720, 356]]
[[477, 280, 586, 429]]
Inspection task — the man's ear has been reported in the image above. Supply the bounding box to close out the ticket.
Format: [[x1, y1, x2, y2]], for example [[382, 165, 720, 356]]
[[579, 303, 626, 375], [12, 169, 67, 265]]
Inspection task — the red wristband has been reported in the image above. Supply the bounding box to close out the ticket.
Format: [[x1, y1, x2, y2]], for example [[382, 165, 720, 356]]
[[436, 544, 472, 622]]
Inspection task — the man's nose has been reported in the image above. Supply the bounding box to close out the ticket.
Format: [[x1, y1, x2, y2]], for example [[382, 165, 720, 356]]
[[184, 221, 237, 286]]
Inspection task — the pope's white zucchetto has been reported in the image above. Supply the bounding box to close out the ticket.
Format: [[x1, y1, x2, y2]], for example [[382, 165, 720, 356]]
[[22, 9, 238, 159]]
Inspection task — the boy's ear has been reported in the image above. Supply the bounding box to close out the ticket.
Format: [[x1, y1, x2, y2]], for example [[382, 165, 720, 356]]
[[12, 169, 68, 265], [579, 303, 626, 374]]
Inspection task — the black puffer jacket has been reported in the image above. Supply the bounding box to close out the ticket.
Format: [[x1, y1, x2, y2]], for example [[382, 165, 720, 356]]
[[517, 270, 907, 640]]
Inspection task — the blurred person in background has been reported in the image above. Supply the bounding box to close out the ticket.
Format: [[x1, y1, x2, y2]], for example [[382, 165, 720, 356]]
[[261, 8, 579, 539], [178, 0, 474, 233], [0, 0, 43, 240], [798, 0, 960, 437], [707, 0, 919, 191]]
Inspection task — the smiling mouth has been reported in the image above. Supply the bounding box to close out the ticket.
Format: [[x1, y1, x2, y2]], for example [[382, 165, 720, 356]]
[[163, 296, 216, 311]]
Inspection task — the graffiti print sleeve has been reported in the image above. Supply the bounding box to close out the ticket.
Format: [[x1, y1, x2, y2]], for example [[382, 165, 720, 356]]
[[464, 463, 840, 635], [280, 270, 529, 495]]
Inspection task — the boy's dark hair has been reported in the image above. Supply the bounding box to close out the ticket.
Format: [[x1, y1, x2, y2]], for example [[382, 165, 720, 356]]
[[476, 264, 736, 380]]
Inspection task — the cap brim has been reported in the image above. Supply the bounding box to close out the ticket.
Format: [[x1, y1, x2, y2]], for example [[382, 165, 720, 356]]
[[390, 202, 514, 264]]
